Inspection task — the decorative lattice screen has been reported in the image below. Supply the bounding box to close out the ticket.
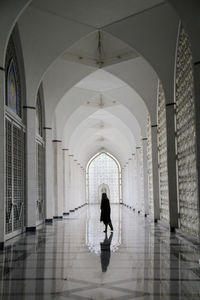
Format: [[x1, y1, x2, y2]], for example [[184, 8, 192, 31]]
[[6, 118, 24, 234], [88, 153, 120, 203], [157, 82, 169, 223], [147, 115, 154, 217], [175, 26, 198, 237]]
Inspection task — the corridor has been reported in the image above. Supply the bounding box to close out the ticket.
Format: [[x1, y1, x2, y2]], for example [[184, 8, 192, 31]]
[[1, 205, 200, 299]]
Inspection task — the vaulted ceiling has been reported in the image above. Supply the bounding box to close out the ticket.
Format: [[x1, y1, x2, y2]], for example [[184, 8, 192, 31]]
[[1, 0, 189, 166]]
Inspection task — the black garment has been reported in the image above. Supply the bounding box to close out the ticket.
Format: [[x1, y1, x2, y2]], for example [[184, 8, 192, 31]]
[[100, 232, 113, 272], [100, 198, 111, 225]]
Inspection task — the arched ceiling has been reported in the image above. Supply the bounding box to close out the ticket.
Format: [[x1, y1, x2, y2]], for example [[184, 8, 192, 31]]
[[64, 108, 137, 166], [31, 0, 165, 29], [54, 69, 148, 138], [54, 69, 147, 166], [13, 0, 180, 107], [3, 0, 195, 168]]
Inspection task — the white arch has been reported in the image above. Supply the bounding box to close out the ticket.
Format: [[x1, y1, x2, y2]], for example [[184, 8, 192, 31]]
[[86, 151, 121, 204]]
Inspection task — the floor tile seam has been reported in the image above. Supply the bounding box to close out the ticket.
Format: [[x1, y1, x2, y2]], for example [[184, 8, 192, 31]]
[[2, 266, 197, 270], [2, 277, 200, 282], [0, 292, 200, 297], [3, 258, 188, 263], [2, 255, 197, 260]]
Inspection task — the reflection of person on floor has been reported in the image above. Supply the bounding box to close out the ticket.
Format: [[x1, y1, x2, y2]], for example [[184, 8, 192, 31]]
[[100, 193, 113, 233], [100, 232, 113, 272]]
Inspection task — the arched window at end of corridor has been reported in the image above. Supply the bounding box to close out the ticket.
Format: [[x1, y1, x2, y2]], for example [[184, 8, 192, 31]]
[[86, 152, 122, 204]]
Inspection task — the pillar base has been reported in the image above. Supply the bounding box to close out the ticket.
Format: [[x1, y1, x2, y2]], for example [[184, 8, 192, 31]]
[[0, 242, 4, 250], [154, 219, 158, 223], [45, 218, 53, 223], [69, 209, 75, 212], [26, 226, 36, 232], [170, 226, 176, 233], [145, 214, 147, 217], [63, 212, 70, 215], [138, 211, 140, 214], [53, 216, 63, 220]]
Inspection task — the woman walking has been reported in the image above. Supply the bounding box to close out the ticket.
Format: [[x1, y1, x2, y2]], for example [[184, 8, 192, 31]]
[[100, 193, 113, 232]]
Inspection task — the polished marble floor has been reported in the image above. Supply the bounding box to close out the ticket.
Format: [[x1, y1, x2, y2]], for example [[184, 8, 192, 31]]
[[0, 204, 200, 299]]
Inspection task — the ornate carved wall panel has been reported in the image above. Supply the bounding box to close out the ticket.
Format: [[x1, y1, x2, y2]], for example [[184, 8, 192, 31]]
[[157, 82, 169, 223], [147, 115, 154, 217], [175, 26, 198, 237]]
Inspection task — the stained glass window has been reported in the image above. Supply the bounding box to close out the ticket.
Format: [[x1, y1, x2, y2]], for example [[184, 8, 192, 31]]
[[5, 36, 22, 118], [7, 60, 17, 114], [87, 152, 121, 203]]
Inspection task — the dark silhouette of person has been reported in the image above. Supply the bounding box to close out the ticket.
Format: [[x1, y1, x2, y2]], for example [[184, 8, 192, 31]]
[[100, 232, 113, 272], [100, 193, 113, 232]]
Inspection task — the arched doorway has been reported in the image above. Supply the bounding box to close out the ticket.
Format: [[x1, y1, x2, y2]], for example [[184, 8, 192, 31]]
[[98, 183, 110, 203], [86, 152, 121, 204]]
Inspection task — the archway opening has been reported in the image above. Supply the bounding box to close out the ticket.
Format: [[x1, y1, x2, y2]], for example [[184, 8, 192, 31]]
[[86, 152, 121, 204]]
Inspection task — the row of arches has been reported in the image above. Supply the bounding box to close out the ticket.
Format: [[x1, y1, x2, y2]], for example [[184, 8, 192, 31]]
[[0, 1, 200, 246]]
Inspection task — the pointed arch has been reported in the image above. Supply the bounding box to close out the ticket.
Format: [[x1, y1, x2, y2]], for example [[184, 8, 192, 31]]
[[86, 151, 121, 204]]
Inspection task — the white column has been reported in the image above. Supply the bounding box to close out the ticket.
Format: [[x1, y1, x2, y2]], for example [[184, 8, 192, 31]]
[[53, 140, 63, 217], [77, 163, 81, 208], [77, 162, 80, 207], [44, 128, 54, 221], [69, 154, 74, 211], [26, 107, 37, 229], [132, 153, 137, 209], [0, 69, 5, 245], [63, 149, 70, 214], [121, 168, 124, 203], [124, 165, 129, 205], [136, 147, 142, 213], [125, 164, 129, 206], [63, 149, 66, 212], [151, 125, 160, 222], [80, 165, 83, 206], [83, 167, 86, 205], [142, 138, 149, 216], [128, 159, 132, 207], [80, 166, 83, 206], [73, 159, 77, 209], [122, 166, 126, 204]]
